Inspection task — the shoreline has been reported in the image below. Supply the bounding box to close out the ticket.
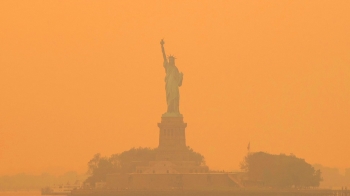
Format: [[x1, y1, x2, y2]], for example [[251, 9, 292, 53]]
[[71, 188, 347, 196]]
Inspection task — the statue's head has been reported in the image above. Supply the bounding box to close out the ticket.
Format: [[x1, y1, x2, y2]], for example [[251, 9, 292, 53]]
[[168, 55, 176, 65]]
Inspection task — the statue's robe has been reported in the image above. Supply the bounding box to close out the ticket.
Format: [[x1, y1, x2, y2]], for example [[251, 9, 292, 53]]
[[164, 62, 183, 114]]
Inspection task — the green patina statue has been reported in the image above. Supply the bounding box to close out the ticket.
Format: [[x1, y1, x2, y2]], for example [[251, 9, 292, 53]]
[[160, 39, 183, 117]]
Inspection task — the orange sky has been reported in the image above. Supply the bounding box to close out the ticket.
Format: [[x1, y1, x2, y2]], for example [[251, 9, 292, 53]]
[[0, 0, 349, 175]]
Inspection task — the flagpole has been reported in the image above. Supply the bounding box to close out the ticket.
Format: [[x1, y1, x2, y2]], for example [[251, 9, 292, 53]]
[[247, 142, 250, 154]]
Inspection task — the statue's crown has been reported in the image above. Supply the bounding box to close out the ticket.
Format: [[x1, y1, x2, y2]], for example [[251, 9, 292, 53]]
[[168, 55, 176, 60]]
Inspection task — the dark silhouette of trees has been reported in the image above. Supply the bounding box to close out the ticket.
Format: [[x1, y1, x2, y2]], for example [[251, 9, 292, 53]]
[[85, 153, 115, 184], [85, 147, 204, 186], [117, 147, 157, 173], [241, 152, 322, 188], [187, 146, 205, 166], [313, 164, 350, 188]]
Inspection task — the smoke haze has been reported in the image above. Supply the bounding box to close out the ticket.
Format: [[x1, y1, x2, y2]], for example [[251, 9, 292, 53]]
[[0, 1, 349, 176]]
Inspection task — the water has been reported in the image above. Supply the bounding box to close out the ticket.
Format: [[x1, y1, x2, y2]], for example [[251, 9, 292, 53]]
[[0, 191, 41, 196]]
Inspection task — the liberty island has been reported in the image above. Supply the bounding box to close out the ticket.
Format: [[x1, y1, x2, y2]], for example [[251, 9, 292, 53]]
[[69, 40, 330, 196]]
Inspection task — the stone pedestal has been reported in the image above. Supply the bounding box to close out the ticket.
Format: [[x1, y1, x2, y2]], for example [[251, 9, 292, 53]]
[[135, 115, 209, 174], [156, 117, 188, 161]]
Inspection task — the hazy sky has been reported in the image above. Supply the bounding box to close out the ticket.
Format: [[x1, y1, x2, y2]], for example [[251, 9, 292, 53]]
[[0, 0, 349, 175]]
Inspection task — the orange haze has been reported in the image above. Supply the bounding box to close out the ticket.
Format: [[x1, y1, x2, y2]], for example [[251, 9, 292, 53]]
[[0, 0, 349, 175]]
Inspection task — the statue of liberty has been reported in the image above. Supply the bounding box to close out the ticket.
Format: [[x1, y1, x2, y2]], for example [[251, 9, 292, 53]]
[[160, 39, 183, 117]]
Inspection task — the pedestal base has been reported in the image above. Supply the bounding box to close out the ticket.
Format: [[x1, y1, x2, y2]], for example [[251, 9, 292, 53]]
[[134, 115, 209, 174], [157, 116, 187, 161]]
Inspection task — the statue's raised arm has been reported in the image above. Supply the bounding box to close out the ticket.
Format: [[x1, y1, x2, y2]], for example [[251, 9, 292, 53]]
[[160, 39, 168, 65]]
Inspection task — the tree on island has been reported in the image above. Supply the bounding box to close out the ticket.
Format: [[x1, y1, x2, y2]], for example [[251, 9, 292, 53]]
[[85, 147, 205, 186], [240, 152, 322, 188]]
